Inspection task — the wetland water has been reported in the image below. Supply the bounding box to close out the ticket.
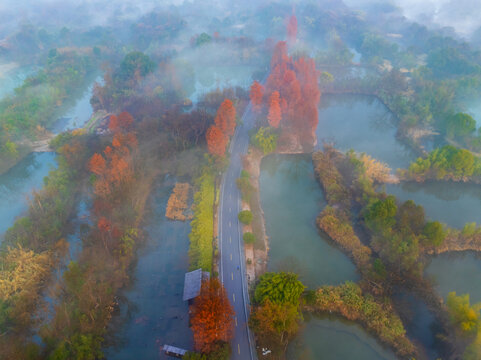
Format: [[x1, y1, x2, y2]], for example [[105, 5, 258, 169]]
[[0, 75, 100, 240], [260, 94, 481, 359], [105, 176, 193, 359], [260, 154, 398, 359], [287, 316, 396, 360], [259, 154, 359, 288]]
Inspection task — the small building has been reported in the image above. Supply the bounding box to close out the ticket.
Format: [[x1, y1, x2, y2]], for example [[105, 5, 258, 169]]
[[183, 269, 210, 302], [162, 344, 188, 358]]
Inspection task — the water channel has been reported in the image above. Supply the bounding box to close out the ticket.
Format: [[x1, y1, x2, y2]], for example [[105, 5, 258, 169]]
[[105, 176, 193, 359], [0, 74, 101, 240]]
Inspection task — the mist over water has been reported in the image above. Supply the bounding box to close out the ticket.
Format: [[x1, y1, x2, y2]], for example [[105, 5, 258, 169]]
[[344, 0, 481, 38]]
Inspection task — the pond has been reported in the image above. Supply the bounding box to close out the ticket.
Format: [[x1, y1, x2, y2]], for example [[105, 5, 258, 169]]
[[259, 153, 359, 288], [189, 64, 257, 104], [317, 93, 414, 170], [385, 181, 481, 229], [104, 176, 193, 359], [287, 316, 397, 360], [425, 252, 481, 304]]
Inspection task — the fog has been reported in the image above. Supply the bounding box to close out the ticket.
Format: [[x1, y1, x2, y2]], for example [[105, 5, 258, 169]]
[[345, 0, 481, 39], [2, 1, 481, 359]]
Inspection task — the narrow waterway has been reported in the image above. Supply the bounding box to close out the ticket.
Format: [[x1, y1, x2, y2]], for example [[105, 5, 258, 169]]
[[0, 152, 56, 236], [0, 74, 100, 240], [105, 176, 193, 359]]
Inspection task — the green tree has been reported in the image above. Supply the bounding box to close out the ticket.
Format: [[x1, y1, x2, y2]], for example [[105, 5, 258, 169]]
[[396, 200, 425, 235], [250, 300, 301, 347], [183, 353, 207, 360], [236, 170, 254, 202], [196, 33, 212, 46], [447, 292, 479, 334], [49, 334, 104, 360], [422, 221, 445, 247], [243, 232, 255, 244], [118, 51, 156, 82], [364, 195, 397, 231], [252, 127, 278, 155], [238, 210, 253, 225], [254, 272, 305, 306], [446, 113, 476, 138]]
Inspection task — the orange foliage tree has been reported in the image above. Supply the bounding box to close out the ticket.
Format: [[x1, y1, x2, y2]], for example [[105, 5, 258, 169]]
[[190, 278, 234, 352], [265, 41, 321, 148], [89, 153, 106, 175], [88, 124, 138, 200], [270, 41, 289, 69], [214, 99, 236, 137], [109, 111, 134, 132], [206, 125, 228, 157], [268, 91, 282, 128], [250, 81, 264, 113]]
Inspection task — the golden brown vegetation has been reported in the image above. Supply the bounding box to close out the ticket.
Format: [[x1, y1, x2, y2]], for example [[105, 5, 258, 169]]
[[165, 182, 191, 221], [310, 282, 417, 358]]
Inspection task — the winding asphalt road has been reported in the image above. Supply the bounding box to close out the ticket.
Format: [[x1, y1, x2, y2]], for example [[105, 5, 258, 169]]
[[218, 99, 257, 360]]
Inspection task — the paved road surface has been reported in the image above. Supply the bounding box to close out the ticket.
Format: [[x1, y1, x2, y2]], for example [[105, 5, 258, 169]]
[[218, 100, 257, 360]]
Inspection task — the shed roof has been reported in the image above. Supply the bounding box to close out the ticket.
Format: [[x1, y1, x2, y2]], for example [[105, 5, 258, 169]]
[[183, 269, 209, 301], [163, 344, 188, 356]]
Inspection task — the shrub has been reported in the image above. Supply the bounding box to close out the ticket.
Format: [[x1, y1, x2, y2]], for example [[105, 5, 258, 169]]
[[238, 210, 253, 225], [243, 232, 255, 244]]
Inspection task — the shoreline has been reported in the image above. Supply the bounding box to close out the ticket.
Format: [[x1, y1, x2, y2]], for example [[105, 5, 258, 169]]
[[0, 109, 111, 176]]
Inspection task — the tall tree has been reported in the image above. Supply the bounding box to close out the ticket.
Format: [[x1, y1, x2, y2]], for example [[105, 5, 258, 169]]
[[190, 278, 234, 353], [206, 125, 228, 157], [250, 81, 264, 113], [250, 300, 300, 347], [270, 41, 289, 69], [88, 153, 106, 176], [214, 99, 236, 137], [268, 91, 282, 128], [287, 14, 297, 42]]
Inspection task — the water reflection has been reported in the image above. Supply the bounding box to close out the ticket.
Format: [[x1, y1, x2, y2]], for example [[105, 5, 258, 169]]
[[260, 153, 359, 288], [105, 176, 193, 359], [0, 152, 57, 236], [287, 316, 397, 360], [385, 181, 481, 228], [317, 94, 415, 170]]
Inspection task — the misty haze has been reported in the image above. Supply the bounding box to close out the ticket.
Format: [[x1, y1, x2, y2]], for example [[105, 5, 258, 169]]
[[2, 1, 481, 359]]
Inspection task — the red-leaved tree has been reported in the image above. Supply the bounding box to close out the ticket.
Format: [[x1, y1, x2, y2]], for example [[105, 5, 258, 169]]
[[89, 153, 106, 175], [214, 99, 236, 137], [268, 91, 282, 128], [265, 41, 321, 148], [206, 125, 228, 157], [250, 81, 264, 113], [287, 14, 297, 42], [190, 278, 234, 353]]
